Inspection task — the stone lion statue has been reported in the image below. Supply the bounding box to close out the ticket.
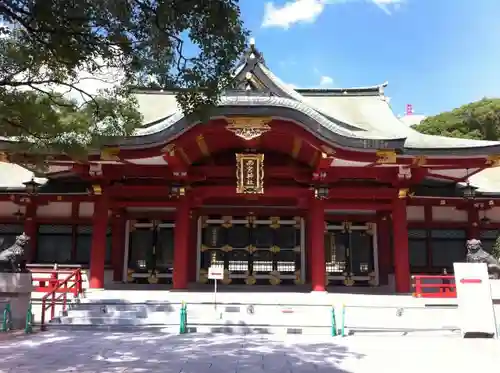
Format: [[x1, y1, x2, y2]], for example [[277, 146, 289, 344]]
[[466, 238, 500, 279], [0, 233, 30, 273]]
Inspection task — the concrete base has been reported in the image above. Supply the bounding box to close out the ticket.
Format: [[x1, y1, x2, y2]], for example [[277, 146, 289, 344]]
[[0, 273, 33, 330]]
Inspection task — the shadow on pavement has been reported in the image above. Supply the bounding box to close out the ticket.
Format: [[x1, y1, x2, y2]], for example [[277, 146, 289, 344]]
[[0, 330, 362, 372]]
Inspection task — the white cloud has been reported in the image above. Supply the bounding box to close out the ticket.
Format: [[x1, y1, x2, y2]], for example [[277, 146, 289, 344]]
[[319, 75, 334, 86], [372, 0, 403, 15], [262, 0, 403, 29], [262, 0, 326, 29]]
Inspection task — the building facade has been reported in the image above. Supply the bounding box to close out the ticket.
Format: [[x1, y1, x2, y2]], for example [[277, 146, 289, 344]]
[[1, 43, 500, 293]]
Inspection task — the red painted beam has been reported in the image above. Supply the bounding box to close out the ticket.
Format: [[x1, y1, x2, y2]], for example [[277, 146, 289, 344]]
[[194, 185, 397, 200], [323, 201, 392, 210]]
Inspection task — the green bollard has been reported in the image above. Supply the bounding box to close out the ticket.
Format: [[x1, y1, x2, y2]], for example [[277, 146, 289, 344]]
[[25, 303, 33, 334], [1, 303, 12, 332], [179, 302, 187, 334], [331, 306, 337, 337], [340, 304, 346, 337]]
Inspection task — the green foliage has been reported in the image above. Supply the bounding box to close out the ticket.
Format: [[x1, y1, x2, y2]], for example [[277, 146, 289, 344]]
[[414, 98, 500, 140], [0, 0, 248, 157], [492, 235, 500, 260]]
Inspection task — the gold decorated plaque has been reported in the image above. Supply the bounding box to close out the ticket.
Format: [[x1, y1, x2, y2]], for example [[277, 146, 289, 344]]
[[236, 153, 264, 194]]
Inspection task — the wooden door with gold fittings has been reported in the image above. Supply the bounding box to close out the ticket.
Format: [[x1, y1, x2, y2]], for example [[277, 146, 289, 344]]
[[125, 219, 175, 284], [325, 222, 378, 287], [197, 215, 305, 285]]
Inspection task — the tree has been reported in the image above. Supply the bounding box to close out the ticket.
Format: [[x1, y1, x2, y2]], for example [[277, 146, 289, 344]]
[[492, 235, 500, 260], [0, 0, 247, 160], [414, 98, 500, 141]]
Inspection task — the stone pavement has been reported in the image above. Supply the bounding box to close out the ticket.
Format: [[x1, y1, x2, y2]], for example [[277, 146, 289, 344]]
[[0, 330, 499, 373]]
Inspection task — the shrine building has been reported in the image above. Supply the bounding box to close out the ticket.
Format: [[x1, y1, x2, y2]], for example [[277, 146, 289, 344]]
[[1, 42, 500, 294]]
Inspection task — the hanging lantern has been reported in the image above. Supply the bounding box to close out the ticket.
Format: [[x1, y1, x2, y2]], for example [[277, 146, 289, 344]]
[[23, 178, 41, 195], [462, 182, 476, 200], [13, 209, 24, 221]]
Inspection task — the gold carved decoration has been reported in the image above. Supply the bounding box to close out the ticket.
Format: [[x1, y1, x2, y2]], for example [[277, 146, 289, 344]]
[[222, 245, 233, 252], [222, 269, 232, 285], [270, 245, 280, 253], [245, 275, 256, 285], [246, 215, 256, 228], [294, 270, 304, 285], [148, 270, 159, 284], [236, 153, 264, 194], [246, 245, 257, 253], [412, 156, 426, 166], [486, 155, 500, 167], [269, 271, 281, 285], [365, 223, 375, 236], [226, 117, 271, 141], [92, 185, 102, 195], [221, 216, 232, 228], [344, 277, 355, 286], [270, 216, 280, 229], [201, 216, 208, 228], [196, 135, 210, 158], [199, 268, 209, 283], [398, 188, 414, 199], [100, 147, 120, 161], [368, 271, 377, 286], [127, 269, 134, 283], [376, 150, 397, 164]]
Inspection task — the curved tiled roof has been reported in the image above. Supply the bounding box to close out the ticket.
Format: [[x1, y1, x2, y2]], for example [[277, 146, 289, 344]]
[[128, 53, 500, 156]]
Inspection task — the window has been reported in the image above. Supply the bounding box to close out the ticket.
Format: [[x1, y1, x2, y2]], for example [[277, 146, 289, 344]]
[[430, 229, 467, 269], [408, 229, 427, 268], [36, 225, 72, 264], [75, 225, 112, 265], [480, 230, 498, 254]]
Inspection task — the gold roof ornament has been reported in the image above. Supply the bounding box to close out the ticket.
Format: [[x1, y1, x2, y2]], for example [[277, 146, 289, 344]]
[[226, 117, 271, 141]]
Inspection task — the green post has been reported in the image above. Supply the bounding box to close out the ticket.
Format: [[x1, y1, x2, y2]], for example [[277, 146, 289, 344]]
[[340, 304, 346, 337], [180, 302, 187, 334], [331, 306, 337, 336], [1, 303, 12, 332], [25, 303, 33, 334]]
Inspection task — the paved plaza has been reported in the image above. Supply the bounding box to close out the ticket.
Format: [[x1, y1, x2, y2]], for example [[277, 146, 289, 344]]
[[0, 331, 499, 373]]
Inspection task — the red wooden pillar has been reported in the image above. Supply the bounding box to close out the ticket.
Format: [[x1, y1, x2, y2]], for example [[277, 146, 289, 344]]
[[310, 198, 326, 292], [111, 211, 126, 282], [376, 213, 391, 286], [172, 197, 190, 289], [188, 210, 198, 282], [467, 206, 479, 239], [89, 195, 109, 289], [392, 198, 410, 293], [24, 202, 38, 263]]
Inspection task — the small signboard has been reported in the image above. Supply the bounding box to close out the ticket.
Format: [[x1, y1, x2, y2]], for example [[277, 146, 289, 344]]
[[208, 266, 224, 280], [453, 262, 497, 338]]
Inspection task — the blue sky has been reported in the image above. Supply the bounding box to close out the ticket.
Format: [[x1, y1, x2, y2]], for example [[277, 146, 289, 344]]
[[238, 0, 500, 116]]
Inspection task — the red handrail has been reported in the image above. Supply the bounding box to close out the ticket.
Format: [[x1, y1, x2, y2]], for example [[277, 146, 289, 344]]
[[32, 269, 80, 293], [412, 274, 457, 298], [40, 269, 83, 330]]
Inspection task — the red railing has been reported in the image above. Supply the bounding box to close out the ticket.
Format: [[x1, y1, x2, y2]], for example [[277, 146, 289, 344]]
[[412, 274, 457, 298], [39, 269, 83, 330]]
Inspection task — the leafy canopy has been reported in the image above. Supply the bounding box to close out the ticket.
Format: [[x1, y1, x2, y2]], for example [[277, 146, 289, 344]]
[[0, 0, 247, 158], [414, 98, 500, 141]]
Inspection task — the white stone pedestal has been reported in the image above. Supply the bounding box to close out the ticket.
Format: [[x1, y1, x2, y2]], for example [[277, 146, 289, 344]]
[[0, 273, 33, 329]]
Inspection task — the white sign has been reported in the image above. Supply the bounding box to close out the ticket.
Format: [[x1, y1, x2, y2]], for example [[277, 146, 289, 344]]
[[208, 266, 224, 280], [453, 262, 497, 338]]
